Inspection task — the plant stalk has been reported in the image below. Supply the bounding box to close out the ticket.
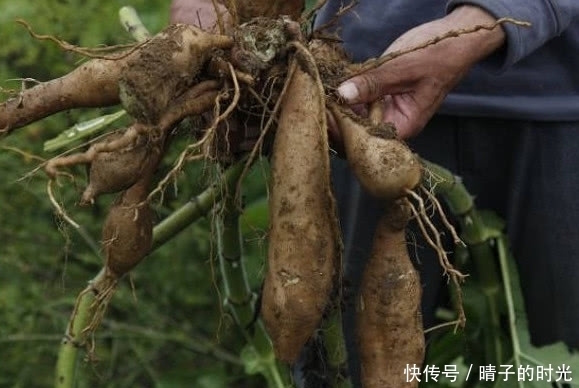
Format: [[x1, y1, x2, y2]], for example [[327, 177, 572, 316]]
[[422, 159, 507, 366], [214, 166, 289, 387], [55, 162, 245, 388], [55, 269, 106, 388]]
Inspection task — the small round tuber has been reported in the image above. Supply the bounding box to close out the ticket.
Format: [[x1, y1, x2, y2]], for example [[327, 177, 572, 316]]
[[329, 103, 422, 199], [102, 179, 153, 278], [81, 131, 151, 204]]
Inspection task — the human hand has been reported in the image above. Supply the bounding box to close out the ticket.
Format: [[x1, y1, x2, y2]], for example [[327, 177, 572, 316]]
[[337, 5, 506, 139]]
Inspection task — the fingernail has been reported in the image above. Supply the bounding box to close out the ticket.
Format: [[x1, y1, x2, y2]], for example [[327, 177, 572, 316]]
[[338, 82, 359, 102]]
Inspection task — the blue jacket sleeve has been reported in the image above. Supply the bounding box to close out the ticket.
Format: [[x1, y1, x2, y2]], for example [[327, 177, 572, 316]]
[[447, 0, 579, 70]]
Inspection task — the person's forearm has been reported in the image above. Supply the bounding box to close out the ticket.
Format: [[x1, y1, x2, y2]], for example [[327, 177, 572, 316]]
[[335, 5, 508, 137], [448, 0, 579, 68], [440, 5, 506, 67]]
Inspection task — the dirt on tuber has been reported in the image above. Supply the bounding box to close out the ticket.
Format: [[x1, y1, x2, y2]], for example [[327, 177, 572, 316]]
[[102, 179, 154, 278], [0, 8, 440, 383], [329, 102, 422, 199], [81, 130, 152, 204], [119, 24, 234, 124], [0, 57, 130, 134], [356, 199, 424, 388], [261, 49, 341, 363]]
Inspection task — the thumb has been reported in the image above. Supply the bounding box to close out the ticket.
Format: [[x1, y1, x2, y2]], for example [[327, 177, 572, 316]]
[[337, 67, 407, 105]]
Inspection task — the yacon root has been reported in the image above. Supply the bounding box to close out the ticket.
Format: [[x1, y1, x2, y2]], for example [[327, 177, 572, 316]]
[[328, 102, 422, 200], [357, 199, 424, 388], [261, 45, 341, 363]]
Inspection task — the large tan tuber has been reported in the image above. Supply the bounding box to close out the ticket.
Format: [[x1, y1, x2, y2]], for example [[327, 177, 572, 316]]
[[0, 57, 128, 133], [261, 53, 341, 363], [357, 200, 424, 388], [100, 132, 164, 277], [101, 176, 153, 278]]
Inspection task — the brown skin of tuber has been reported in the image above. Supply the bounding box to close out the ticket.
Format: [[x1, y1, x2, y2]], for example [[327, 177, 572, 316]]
[[102, 179, 153, 278], [119, 23, 233, 124], [261, 56, 340, 363], [101, 128, 166, 278], [101, 141, 163, 278], [0, 22, 231, 134], [357, 200, 424, 388], [0, 57, 128, 134], [81, 131, 151, 205], [328, 102, 422, 199]]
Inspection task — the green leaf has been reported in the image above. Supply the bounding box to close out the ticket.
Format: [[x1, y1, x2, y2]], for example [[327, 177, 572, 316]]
[[241, 196, 269, 233]]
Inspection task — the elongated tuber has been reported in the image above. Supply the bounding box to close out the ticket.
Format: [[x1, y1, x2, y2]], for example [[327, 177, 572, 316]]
[[357, 200, 424, 388], [261, 53, 341, 363]]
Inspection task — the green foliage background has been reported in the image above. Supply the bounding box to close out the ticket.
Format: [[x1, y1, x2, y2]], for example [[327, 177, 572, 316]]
[[0, 1, 270, 387]]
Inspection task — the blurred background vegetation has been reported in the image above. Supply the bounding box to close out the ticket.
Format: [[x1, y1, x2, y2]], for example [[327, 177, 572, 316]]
[[0, 1, 271, 387]]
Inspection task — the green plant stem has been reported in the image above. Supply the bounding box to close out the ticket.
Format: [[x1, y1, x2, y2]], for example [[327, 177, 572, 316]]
[[118, 6, 151, 42], [152, 162, 244, 250], [422, 159, 506, 365], [496, 236, 524, 388], [422, 159, 502, 284], [321, 305, 352, 388], [55, 268, 106, 388], [214, 167, 288, 388], [43, 110, 126, 152]]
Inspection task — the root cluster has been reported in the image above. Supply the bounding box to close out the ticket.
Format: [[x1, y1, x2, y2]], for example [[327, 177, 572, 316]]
[[0, 5, 520, 386]]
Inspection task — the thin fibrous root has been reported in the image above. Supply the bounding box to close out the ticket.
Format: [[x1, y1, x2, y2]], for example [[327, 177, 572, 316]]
[[405, 188, 465, 279], [236, 40, 323, 198], [311, 0, 358, 38], [65, 270, 118, 359], [65, 286, 93, 347], [424, 319, 464, 335], [419, 185, 465, 247], [405, 189, 467, 328], [83, 274, 119, 356], [16, 18, 144, 60], [146, 66, 240, 203], [47, 179, 80, 229], [301, 0, 329, 25], [45, 80, 220, 196], [208, 55, 255, 85], [344, 18, 531, 82], [236, 60, 296, 198]]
